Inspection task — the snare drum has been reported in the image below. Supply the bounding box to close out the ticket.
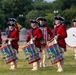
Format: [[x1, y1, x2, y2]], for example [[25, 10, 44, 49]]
[[22, 44, 40, 64], [45, 43, 64, 65], [0, 44, 17, 64]]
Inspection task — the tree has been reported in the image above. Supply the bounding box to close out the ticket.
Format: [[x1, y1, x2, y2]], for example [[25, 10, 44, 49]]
[[1, 0, 33, 27], [33, 0, 44, 2], [54, 0, 76, 10], [0, 0, 2, 9], [32, 1, 54, 12], [25, 10, 45, 28], [45, 13, 54, 29], [0, 10, 5, 30], [61, 7, 76, 27]]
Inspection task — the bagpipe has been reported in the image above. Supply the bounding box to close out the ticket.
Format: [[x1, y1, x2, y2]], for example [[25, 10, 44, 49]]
[[22, 37, 40, 64], [0, 38, 18, 64]]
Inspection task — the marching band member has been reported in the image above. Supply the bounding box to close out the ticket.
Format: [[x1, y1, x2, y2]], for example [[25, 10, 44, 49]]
[[53, 16, 67, 72], [36, 17, 54, 68], [26, 19, 43, 71], [72, 19, 76, 59], [8, 18, 22, 31], [5, 22, 19, 70]]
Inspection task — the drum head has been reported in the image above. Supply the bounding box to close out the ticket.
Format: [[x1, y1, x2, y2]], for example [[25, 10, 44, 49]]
[[65, 27, 76, 47]]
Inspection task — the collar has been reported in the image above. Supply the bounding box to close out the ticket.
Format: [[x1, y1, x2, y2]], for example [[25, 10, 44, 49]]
[[56, 23, 61, 26], [9, 28, 15, 32], [39, 24, 45, 27], [32, 26, 38, 29]]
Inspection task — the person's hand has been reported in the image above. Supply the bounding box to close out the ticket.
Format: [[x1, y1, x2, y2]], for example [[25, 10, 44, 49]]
[[54, 34, 59, 40], [32, 36, 37, 41], [47, 41, 50, 45], [24, 42, 27, 45], [9, 38, 14, 41], [9, 38, 12, 41]]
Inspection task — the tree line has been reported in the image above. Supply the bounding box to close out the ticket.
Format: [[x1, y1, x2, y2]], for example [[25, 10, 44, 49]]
[[0, 0, 76, 31]]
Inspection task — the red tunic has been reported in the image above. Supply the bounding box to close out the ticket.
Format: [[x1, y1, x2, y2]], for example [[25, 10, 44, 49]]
[[45, 25, 54, 40], [15, 26, 18, 31], [54, 24, 67, 48], [39, 24, 54, 46], [6, 29, 19, 52], [26, 27, 42, 48]]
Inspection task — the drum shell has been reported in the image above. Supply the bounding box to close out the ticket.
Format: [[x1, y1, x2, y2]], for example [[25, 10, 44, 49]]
[[45, 44, 63, 65], [0, 44, 17, 64], [22, 44, 40, 64]]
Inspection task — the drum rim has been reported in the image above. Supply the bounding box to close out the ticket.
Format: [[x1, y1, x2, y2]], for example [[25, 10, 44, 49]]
[[0, 44, 11, 50], [6, 58, 17, 64], [65, 26, 76, 48], [22, 44, 33, 50], [28, 58, 40, 64], [44, 43, 57, 50]]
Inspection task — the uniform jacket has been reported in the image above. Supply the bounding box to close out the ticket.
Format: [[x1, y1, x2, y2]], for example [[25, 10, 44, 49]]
[[26, 27, 42, 48], [39, 24, 54, 43], [6, 28, 19, 51], [54, 23, 67, 48]]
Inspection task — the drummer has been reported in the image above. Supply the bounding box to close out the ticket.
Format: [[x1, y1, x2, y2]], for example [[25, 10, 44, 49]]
[[53, 16, 67, 72], [8, 18, 22, 31], [26, 19, 42, 71], [36, 17, 54, 68], [72, 19, 76, 59], [5, 22, 19, 70]]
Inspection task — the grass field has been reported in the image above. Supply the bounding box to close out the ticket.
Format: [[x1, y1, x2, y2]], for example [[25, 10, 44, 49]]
[[0, 42, 76, 75]]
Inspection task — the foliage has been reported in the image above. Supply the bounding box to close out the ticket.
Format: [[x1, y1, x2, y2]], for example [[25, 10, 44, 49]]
[[1, 0, 33, 30], [54, 0, 76, 10], [61, 7, 76, 27], [45, 13, 54, 28], [0, 10, 5, 30], [0, 0, 76, 30]]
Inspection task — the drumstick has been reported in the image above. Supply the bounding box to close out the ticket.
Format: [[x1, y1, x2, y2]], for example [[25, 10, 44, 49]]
[[50, 38, 54, 42], [26, 36, 37, 45], [47, 35, 59, 44]]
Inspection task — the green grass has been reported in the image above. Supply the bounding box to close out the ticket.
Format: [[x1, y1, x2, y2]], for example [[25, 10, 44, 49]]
[[0, 43, 76, 75]]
